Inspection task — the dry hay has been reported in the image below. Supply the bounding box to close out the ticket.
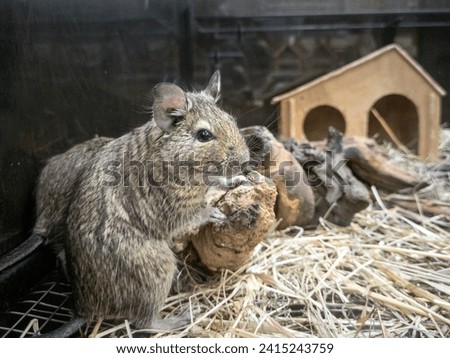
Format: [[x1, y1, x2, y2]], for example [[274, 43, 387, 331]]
[[88, 130, 450, 338]]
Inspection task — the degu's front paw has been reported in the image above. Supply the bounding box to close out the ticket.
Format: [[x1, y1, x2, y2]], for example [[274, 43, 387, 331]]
[[217, 174, 248, 189], [209, 207, 227, 224]]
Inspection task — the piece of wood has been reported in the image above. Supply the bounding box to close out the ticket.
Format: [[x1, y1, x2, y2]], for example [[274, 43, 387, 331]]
[[370, 108, 411, 154], [174, 172, 277, 271], [284, 127, 371, 227], [343, 137, 420, 192], [242, 126, 315, 229], [312, 135, 421, 192]]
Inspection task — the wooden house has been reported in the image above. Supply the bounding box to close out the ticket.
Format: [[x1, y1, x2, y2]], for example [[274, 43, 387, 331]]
[[271, 44, 446, 159]]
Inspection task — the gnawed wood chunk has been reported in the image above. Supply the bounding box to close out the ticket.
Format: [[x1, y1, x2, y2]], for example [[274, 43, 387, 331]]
[[175, 172, 277, 271]]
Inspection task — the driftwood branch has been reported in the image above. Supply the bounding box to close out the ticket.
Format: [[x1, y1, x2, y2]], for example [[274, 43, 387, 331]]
[[311, 135, 421, 192], [284, 127, 371, 227], [370, 108, 411, 154], [242, 126, 315, 229]]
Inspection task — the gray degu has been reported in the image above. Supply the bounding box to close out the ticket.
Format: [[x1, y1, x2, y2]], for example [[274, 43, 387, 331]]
[[0, 71, 250, 337]]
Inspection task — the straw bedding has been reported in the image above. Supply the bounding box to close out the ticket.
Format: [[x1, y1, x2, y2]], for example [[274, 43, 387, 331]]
[[91, 130, 450, 338]]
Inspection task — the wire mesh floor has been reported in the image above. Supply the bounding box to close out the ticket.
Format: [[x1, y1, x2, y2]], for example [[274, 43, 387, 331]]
[[0, 272, 74, 337]]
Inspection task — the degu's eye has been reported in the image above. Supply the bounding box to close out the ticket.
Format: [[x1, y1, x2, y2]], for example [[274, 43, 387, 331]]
[[196, 128, 214, 142]]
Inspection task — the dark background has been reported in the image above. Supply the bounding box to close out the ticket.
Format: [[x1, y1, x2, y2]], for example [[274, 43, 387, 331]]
[[1, 0, 450, 255]]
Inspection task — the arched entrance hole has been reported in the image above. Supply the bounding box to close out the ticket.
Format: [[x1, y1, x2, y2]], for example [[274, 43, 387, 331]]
[[303, 105, 346, 141], [368, 94, 419, 153]]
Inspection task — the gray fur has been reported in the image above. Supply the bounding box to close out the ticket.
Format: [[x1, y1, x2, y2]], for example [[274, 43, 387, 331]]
[[34, 137, 113, 271], [0, 72, 249, 331], [0, 137, 112, 272], [65, 73, 249, 327]]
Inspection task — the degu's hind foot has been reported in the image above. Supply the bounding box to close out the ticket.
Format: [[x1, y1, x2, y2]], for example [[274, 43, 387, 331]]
[[147, 308, 196, 331]]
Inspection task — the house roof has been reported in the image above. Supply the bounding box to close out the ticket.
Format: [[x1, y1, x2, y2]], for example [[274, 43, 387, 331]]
[[271, 44, 447, 104]]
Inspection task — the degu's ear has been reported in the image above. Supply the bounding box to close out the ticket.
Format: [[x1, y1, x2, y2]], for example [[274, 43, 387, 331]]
[[204, 70, 221, 102], [152, 83, 189, 133]]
